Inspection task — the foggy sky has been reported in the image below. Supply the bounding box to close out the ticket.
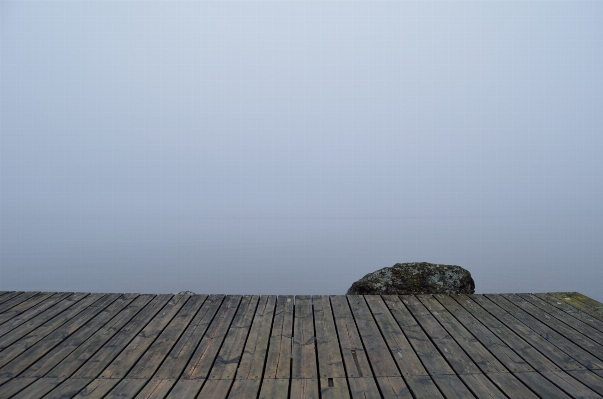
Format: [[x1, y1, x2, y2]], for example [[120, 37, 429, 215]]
[[2, 1, 602, 300]]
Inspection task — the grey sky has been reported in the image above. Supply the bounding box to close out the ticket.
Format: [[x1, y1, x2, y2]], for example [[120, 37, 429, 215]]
[[1, 1, 602, 300]]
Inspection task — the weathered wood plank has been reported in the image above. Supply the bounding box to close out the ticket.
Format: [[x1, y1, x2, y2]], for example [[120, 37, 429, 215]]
[[126, 294, 208, 379], [541, 370, 603, 399], [0, 293, 107, 373], [103, 378, 149, 399], [364, 296, 430, 378], [134, 378, 176, 399], [466, 294, 586, 371], [319, 377, 350, 399], [330, 296, 373, 379], [0, 293, 66, 338], [512, 371, 574, 399], [263, 295, 294, 380], [404, 375, 444, 399], [0, 293, 50, 325], [235, 295, 276, 380], [430, 374, 476, 399], [566, 370, 603, 396], [416, 295, 508, 374], [71, 378, 120, 399], [484, 372, 539, 399], [457, 373, 508, 399], [228, 379, 262, 399], [375, 376, 413, 399], [258, 378, 289, 399], [290, 378, 319, 399], [382, 295, 455, 376], [20, 294, 137, 378], [550, 293, 603, 322], [54, 294, 159, 379], [0, 291, 23, 306], [0, 292, 83, 351], [10, 377, 65, 399], [516, 293, 603, 356], [98, 294, 189, 379], [434, 294, 534, 373], [0, 377, 38, 398], [196, 379, 233, 399], [536, 293, 603, 333], [0, 292, 39, 313], [347, 295, 401, 378], [564, 292, 603, 312], [488, 294, 603, 369], [154, 294, 225, 380], [209, 295, 259, 380], [164, 379, 204, 399], [401, 295, 481, 375], [41, 378, 92, 399], [292, 296, 317, 379], [181, 295, 241, 380], [313, 296, 346, 379]]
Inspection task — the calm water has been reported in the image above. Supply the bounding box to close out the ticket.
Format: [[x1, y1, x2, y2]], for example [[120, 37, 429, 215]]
[[2, 215, 602, 302]]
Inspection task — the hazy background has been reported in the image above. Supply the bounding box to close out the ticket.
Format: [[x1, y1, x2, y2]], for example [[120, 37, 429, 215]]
[[2, 1, 602, 301]]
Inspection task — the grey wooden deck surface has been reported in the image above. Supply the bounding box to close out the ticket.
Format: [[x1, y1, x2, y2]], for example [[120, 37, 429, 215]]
[[0, 291, 602, 398]]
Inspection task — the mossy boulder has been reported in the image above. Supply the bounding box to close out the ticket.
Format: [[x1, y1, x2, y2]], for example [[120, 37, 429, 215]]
[[346, 262, 475, 295]]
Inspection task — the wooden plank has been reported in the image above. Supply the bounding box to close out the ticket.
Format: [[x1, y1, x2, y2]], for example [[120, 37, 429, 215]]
[[235, 295, 276, 380], [126, 294, 208, 379], [485, 372, 540, 399], [51, 294, 159, 379], [430, 374, 476, 399], [227, 379, 262, 399], [134, 378, 176, 399], [347, 377, 382, 399], [401, 295, 481, 375], [0, 292, 77, 347], [319, 377, 350, 399], [550, 293, 603, 322], [208, 295, 259, 380], [154, 294, 225, 379], [263, 295, 294, 380], [181, 295, 242, 380], [292, 295, 317, 379], [99, 294, 189, 379], [417, 295, 508, 374], [330, 296, 374, 379], [103, 378, 149, 399], [375, 376, 413, 399], [0, 293, 56, 328], [9, 377, 65, 399], [404, 375, 444, 399], [566, 370, 603, 396], [0, 377, 38, 398], [0, 291, 22, 306], [41, 378, 92, 399], [458, 374, 508, 399], [313, 296, 346, 379], [0, 293, 60, 336], [290, 378, 319, 399], [257, 378, 289, 399], [0, 293, 106, 371], [536, 293, 603, 333], [488, 294, 603, 369], [71, 378, 120, 399], [434, 294, 534, 373], [164, 379, 204, 399], [512, 371, 574, 399], [541, 370, 603, 399], [196, 379, 233, 399], [0, 292, 38, 313], [20, 294, 137, 378], [381, 295, 455, 376], [347, 295, 401, 377], [516, 293, 603, 354], [364, 296, 429, 377], [565, 292, 603, 311], [467, 294, 586, 371]]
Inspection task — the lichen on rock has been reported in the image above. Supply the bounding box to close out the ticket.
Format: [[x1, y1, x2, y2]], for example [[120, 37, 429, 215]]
[[346, 262, 475, 295]]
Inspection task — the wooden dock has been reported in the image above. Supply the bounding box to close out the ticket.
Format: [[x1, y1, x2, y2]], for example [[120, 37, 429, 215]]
[[0, 291, 602, 398]]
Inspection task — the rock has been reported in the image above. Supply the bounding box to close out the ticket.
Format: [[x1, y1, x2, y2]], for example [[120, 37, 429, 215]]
[[346, 262, 475, 295], [174, 291, 196, 295]]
